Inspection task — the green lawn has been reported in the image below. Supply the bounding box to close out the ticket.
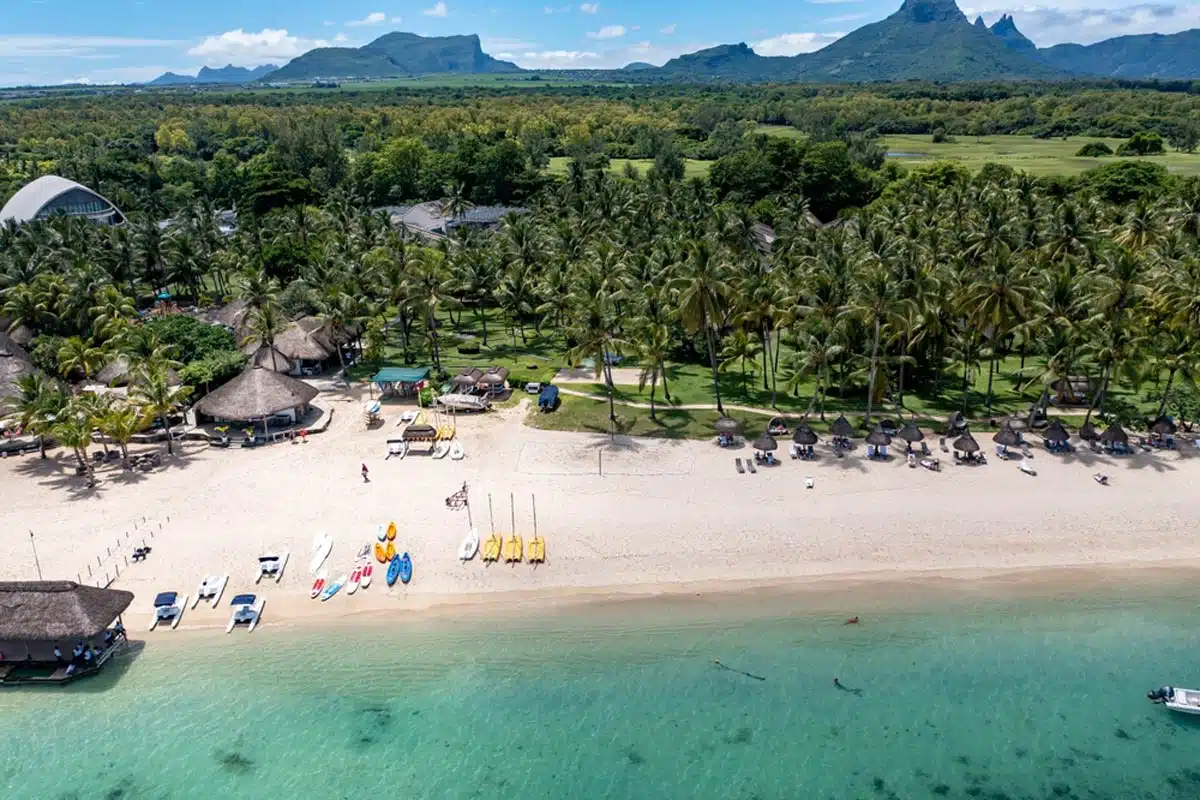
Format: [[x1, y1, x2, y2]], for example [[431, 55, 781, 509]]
[[753, 124, 805, 139], [546, 156, 712, 180], [881, 134, 1200, 177]]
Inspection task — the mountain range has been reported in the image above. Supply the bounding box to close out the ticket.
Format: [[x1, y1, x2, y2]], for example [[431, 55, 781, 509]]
[[146, 0, 1200, 87], [147, 64, 277, 86]]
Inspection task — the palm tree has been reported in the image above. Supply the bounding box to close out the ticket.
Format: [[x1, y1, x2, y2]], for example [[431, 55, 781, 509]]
[[567, 291, 624, 428], [842, 262, 909, 424], [131, 362, 192, 455], [959, 246, 1030, 414], [57, 336, 103, 383], [674, 238, 732, 414], [718, 329, 761, 396], [407, 248, 455, 373], [52, 397, 98, 484], [635, 320, 672, 420], [245, 301, 288, 372], [90, 285, 137, 342], [4, 373, 67, 458], [97, 402, 146, 460]]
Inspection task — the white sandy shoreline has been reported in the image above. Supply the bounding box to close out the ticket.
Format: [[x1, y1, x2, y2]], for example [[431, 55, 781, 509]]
[[5, 390, 1200, 637]]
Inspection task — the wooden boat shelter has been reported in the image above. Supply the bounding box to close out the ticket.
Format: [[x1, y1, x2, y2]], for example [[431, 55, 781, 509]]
[[0, 581, 133, 686]]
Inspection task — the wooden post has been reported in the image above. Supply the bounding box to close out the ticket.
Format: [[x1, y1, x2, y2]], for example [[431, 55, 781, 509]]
[[510, 492, 515, 535], [532, 495, 538, 537]]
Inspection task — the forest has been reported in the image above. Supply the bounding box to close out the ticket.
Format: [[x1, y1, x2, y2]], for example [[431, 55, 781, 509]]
[[4, 82, 1200, 461]]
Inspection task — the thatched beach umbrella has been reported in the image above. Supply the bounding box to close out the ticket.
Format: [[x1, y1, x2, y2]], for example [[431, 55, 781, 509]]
[[953, 431, 980, 453], [194, 365, 319, 424], [97, 355, 181, 388], [1099, 423, 1128, 445], [792, 424, 818, 446], [752, 433, 778, 452], [896, 419, 924, 444], [1079, 420, 1099, 442], [830, 414, 855, 438], [715, 416, 742, 435], [1043, 420, 1070, 443], [1001, 415, 1029, 432], [865, 425, 891, 447], [945, 411, 967, 435], [1150, 416, 1177, 436], [992, 425, 1020, 447]]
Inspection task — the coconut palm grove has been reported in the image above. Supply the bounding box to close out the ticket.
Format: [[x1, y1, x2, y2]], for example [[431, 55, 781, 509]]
[[3, 82, 1200, 453]]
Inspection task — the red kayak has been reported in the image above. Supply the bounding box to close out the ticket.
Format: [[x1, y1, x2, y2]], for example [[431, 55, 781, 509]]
[[310, 572, 327, 599], [360, 563, 374, 589]]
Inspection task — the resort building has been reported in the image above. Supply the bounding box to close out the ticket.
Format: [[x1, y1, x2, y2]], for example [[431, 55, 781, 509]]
[[194, 365, 319, 430], [381, 202, 526, 240], [0, 581, 133, 686], [0, 175, 126, 226]]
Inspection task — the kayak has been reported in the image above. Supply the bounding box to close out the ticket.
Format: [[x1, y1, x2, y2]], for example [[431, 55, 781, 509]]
[[310, 570, 327, 600], [320, 576, 345, 601], [360, 563, 373, 589], [374, 542, 388, 564], [386, 555, 402, 587], [385, 541, 396, 561], [386, 521, 397, 541], [399, 552, 413, 585], [375, 524, 387, 542], [347, 565, 362, 595]]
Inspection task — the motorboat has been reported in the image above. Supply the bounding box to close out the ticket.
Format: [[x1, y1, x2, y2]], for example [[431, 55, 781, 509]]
[[149, 591, 187, 631], [436, 394, 491, 413], [1148, 686, 1200, 714], [191, 574, 228, 609], [256, 550, 290, 584], [226, 594, 266, 633]]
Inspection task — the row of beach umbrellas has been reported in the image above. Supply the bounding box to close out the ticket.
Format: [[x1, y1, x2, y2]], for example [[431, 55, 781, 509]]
[[721, 412, 1173, 453]]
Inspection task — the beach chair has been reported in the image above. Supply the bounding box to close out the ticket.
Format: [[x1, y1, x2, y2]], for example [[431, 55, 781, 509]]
[[805, 477, 814, 489], [747, 459, 757, 474], [735, 458, 745, 474]]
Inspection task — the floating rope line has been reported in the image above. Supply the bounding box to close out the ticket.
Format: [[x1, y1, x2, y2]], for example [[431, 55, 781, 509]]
[[714, 659, 766, 681]]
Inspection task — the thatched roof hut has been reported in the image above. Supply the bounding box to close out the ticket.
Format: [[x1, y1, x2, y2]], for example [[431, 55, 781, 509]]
[[953, 432, 980, 453], [1079, 421, 1099, 442], [477, 366, 509, 388], [0, 581, 133, 642], [0, 331, 38, 403], [865, 425, 892, 447], [401, 424, 438, 441], [992, 425, 1020, 447], [1001, 415, 1029, 432], [96, 355, 180, 387], [1043, 420, 1070, 443], [1100, 423, 1128, 445], [752, 433, 778, 452], [792, 424, 818, 446], [715, 416, 742, 435], [1150, 416, 1177, 435], [272, 322, 334, 361], [451, 367, 483, 389], [249, 344, 293, 373], [945, 411, 967, 436], [896, 420, 924, 443], [830, 414, 855, 438], [194, 366, 318, 422]]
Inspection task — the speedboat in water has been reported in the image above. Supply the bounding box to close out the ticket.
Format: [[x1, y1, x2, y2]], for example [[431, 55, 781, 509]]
[[1148, 686, 1200, 714]]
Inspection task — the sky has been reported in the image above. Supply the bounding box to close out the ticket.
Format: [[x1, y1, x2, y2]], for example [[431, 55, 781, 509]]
[[1, 0, 1199, 86]]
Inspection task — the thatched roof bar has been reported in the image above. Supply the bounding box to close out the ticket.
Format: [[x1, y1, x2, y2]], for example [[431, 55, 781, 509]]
[[0, 581, 133, 641], [194, 366, 318, 422]]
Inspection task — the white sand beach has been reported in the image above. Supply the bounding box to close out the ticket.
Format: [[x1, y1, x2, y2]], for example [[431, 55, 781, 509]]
[[4, 385, 1200, 631]]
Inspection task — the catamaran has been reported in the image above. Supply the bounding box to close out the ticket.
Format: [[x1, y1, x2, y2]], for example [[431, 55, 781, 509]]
[[191, 574, 228, 609], [226, 594, 266, 633], [256, 550, 289, 583], [149, 591, 187, 631]]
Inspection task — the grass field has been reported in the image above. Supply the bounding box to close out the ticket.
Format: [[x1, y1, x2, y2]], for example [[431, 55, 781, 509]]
[[354, 308, 1164, 440], [546, 156, 712, 180]]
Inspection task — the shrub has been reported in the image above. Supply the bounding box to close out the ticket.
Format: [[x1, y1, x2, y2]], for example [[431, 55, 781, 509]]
[[1116, 132, 1165, 156], [1075, 142, 1113, 157], [457, 339, 481, 355], [28, 334, 65, 376], [144, 315, 237, 363]]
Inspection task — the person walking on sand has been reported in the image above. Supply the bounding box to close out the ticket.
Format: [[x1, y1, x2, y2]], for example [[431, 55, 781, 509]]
[[361, 463, 370, 483]]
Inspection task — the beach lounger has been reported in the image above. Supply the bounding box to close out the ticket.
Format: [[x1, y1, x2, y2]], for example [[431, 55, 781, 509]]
[[747, 460, 757, 474], [805, 477, 814, 489], [735, 458, 745, 474], [1018, 460, 1037, 476]]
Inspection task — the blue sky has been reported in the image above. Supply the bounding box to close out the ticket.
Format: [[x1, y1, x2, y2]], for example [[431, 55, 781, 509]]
[[2, 0, 1198, 86]]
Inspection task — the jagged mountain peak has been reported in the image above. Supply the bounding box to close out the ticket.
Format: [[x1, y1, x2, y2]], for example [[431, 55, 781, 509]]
[[895, 0, 968, 25]]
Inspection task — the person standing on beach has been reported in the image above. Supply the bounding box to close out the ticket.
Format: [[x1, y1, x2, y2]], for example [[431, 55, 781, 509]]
[[361, 463, 370, 483]]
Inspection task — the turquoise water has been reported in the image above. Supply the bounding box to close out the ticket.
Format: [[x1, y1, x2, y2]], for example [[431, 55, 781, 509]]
[[5, 586, 1200, 799]]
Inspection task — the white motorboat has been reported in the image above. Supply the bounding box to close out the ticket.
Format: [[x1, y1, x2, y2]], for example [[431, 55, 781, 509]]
[[256, 550, 289, 584], [226, 594, 266, 633], [191, 574, 228, 608], [458, 529, 479, 561], [1148, 686, 1200, 714], [310, 533, 333, 574], [432, 441, 451, 460], [436, 394, 491, 412], [450, 441, 465, 461], [149, 591, 188, 631]]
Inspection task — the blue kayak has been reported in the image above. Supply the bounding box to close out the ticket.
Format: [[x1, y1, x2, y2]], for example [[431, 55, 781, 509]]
[[386, 555, 402, 587], [399, 553, 413, 585]]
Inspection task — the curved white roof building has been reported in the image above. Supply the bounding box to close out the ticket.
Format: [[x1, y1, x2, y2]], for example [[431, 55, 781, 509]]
[[0, 176, 125, 226]]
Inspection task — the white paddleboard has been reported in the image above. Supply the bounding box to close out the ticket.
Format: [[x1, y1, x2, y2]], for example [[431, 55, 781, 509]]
[[310, 534, 333, 574], [459, 529, 479, 561]]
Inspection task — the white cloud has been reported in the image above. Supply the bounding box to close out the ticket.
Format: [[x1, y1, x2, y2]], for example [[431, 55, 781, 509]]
[[347, 12, 387, 26], [423, 1, 448, 16], [0, 35, 182, 58], [508, 40, 703, 69], [580, 2, 600, 13], [514, 49, 600, 65], [965, 3, 1200, 46], [484, 37, 537, 51], [824, 11, 871, 22], [660, 23, 677, 34], [323, 20, 336, 26], [544, 4, 571, 11], [334, 33, 350, 43], [752, 31, 845, 55], [391, 15, 403, 23], [188, 29, 329, 66], [630, 24, 640, 30], [586, 25, 626, 39]]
